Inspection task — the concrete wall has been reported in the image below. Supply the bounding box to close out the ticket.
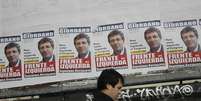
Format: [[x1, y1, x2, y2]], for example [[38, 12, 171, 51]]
[[1, 0, 201, 35]]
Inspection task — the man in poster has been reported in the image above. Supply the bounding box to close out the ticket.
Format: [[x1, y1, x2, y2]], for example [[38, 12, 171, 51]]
[[180, 26, 201, 52], [108, 30, 126, 56], [38, 37, 55, 62], [4, 42, 21, 68], [74, 33, 91, 59], [144, 27, 164, 53]]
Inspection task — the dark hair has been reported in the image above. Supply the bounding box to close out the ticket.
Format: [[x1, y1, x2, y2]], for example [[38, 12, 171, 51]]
[[4, 42, 21, 54], [97, 69, 124, 91], [108, 30, 125, 43], [74, 33, 90, 45], [38, 37, 54, 49], [180, 26, 198, 39], [144, 27, 162, 39]]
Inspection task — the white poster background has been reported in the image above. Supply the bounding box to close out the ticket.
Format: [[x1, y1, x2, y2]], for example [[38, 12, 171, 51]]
[[0, 0, 201, 89]]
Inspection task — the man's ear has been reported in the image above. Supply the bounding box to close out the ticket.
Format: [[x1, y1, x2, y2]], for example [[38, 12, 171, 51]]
[[106, 84, 113, 90]]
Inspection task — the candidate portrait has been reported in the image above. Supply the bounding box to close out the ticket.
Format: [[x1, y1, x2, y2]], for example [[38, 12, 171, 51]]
[[144, 27, 164, 53], [74, 33, 91, 59], [180, 26, 201, 52], [108, 30, 126, 56], [4, 42, 21, 68], [38, 37, 55, 62]]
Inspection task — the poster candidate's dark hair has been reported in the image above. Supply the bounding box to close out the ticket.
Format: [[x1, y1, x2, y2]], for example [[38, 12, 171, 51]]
[[144, 27, 162, 39], [74, 33, 90, 45], [4, 42, 21, 54], [38, 37, 54, 49], [108, 30, 125, 43], [180, 26, 198, 39], [97, 69, 124, 91]]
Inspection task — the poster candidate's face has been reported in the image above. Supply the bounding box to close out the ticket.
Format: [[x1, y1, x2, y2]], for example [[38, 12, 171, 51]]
[[75, 38, 89, 55], [39, 42, 54, 59], [145, 32, 161, 49], [109, 35, 124, 52], [5, 47, 20, 64], [181, 31, 198, 50]]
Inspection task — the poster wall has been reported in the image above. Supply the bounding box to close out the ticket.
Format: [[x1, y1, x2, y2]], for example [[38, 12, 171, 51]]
[[0, 19, 201, 89]]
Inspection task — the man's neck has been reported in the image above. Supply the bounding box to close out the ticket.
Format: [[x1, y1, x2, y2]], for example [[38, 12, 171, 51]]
[[9, 60, 20, 67], [150, 44, 161, 52], [78, 51, 89, 58], [114, 47, 124, 55], [43, 55, 54, 62], [188, 44, 199, 52]]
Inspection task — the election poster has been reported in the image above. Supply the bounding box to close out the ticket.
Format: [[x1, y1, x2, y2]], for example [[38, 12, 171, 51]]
[[127, 20, 166, 70], [23, 30, 56, 78], [94, 23, 128, 71], [163, 19, 201, 68], [59, 27, 92, 73], [0, 36, 22, 81]]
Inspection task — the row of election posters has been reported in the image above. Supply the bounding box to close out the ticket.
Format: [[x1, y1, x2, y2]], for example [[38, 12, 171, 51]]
[[0, 19, 201, 87]]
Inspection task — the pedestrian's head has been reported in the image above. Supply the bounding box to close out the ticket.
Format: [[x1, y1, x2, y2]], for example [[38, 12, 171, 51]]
[[97, 69, 124, 101]]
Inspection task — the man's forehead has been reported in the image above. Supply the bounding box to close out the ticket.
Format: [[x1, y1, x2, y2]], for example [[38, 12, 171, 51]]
[[146, 32, 158, 36], [109, 35, 123, 41], [75, 38, 88, 44], [115, 81, 123, 88], [6, 47, 17, 51], [40, 42, 51, 45], [76, 38, 87, 41], [111, 35, 121, 38], [182, 31, 195, 36], [117, 79, 123, 84]]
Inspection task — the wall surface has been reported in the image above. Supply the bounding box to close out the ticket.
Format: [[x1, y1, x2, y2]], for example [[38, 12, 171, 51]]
[[1, 0, 200, 35], [0, 0, 201, 92], [0, 0, 201, 100]]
